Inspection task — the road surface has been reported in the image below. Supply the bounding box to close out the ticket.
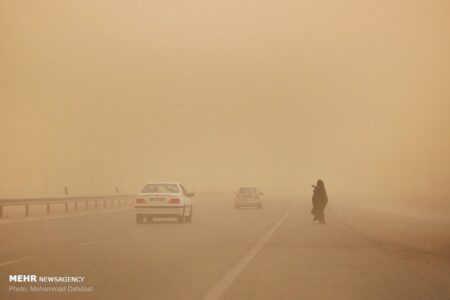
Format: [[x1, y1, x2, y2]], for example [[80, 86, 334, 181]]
[[1, 194, 449, 299]]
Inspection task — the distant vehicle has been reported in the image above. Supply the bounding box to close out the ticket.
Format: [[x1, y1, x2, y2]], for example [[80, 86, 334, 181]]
[[235, 187, 263, 209], [135, 182, 194, 224]]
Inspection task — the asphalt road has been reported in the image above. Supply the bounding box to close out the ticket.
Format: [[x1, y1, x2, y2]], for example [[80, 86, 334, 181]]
[[0, 194, 449, 300]]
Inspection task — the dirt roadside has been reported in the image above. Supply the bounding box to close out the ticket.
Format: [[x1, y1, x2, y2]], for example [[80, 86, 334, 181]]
[[331, 200, 450, 297]]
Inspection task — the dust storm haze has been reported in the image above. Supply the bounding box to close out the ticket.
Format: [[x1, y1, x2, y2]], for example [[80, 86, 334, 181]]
[[2, 2, 450, 300], [1, 0, 449, 202]]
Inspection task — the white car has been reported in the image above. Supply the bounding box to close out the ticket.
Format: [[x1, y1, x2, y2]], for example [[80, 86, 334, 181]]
[[135, 182, 194, 224], [235, 187, 263, 209]]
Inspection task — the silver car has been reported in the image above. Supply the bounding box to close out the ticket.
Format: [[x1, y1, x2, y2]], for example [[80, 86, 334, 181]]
[[235, 187, 263, 209]]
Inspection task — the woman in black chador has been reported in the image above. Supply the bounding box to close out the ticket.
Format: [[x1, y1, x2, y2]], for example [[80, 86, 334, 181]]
[[311, 179, 328, 224]]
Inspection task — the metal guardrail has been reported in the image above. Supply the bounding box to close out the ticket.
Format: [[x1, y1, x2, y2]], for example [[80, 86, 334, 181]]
[[0, 195, 136, 218]]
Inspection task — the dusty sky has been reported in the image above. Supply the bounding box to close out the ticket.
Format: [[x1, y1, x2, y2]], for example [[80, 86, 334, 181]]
[[1, 0, 449, 199]]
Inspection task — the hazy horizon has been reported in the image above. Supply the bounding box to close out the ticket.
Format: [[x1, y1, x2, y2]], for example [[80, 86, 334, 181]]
[[1, 1, 449, 201]]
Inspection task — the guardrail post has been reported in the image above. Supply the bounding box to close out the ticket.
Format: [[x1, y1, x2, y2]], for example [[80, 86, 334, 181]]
[[118, 199, 121, 207], [75, 201, 78, 211], [85, 201, 88, 210], [0, 206, 3, 218], [46, 203, 50, 214], [104, 200, 107, 208], [95, 201, 98, 209], [25, 204, 29, 217], [65, 202, 68, 213], [111, 199, 114, 208]]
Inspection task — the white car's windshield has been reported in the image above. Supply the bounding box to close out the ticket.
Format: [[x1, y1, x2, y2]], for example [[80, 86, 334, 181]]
[[141, 184, 179, 194]]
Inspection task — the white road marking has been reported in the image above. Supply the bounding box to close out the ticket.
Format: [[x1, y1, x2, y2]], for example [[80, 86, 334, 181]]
[[42, 242, 69, 248], [203, 207, 292, 300], [0, 257, 33, 268]]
